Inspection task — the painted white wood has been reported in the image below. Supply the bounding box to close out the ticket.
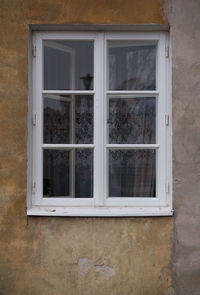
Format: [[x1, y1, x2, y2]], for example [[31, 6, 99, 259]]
[[27, 29, 35, 211], [32, 33, 43, 206], [70, 97, 75, 198], [107, 90, 159, 96], [105, 197, 164, 207], [106, 144, 159, 149], [28, 30, 172, 216], [107, 40, 156, 48], [94, 32, 105, 206], [165, 31, 173, 209], [105, 32, 162, 40], [39, 31, 97, 40], [27, 206, 173, 217], [42, 90, 95, 95], [34, 197, 94, 207], [156, 33, 167, 206], [42, 144, 95, 149]]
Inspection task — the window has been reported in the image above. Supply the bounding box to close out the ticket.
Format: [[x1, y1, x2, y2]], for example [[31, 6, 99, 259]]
[[27, 30, 172, 216]]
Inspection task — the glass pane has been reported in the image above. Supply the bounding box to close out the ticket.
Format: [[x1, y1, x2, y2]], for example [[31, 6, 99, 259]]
[[109, 97, 156, 144], [44, 40, 94, 90], [43, 149, 93, 198], [75, 149, 93, 198], [43, 149, 70, 197], [109, 150, 156, 198], [108, 41, 156, 90], [43, 95, 93, 144]]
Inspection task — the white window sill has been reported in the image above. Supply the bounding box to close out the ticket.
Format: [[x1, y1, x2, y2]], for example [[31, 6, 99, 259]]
[[27, 206, 173, 217]]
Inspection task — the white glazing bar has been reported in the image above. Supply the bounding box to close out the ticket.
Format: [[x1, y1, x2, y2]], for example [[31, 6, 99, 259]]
[[33, 33, 43, 206], [70, 96, 75, 198], [107, 90, 159, 96], [106, 144, 159, 149], [156, 33, 167, 206], [70, 52, 76, 198], [40, 32, 97, 40], [94, 32, 105, 206], [42, 90, 95, 95], [165, 31, 172, 208], [42, 144, 95, 149]]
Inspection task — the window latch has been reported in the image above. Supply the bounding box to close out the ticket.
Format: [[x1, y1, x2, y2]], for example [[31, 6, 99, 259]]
[[165, 114, 169, 126], [165, 45, 169, 58], [32, 44, 36, 57], [165, 182, 170, 193], [32, 114, 36, 126], [32, 181, 36, 194]]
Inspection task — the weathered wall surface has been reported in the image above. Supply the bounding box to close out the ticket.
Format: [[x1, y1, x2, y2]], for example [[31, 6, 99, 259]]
[[0, 1, 174, 294], [165, 0, 200, 294]]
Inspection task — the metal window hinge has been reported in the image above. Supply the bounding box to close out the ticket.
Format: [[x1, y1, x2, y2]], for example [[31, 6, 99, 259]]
[[32, 114, 36, 126], [32, 181, 36, 194], [165, 182, 170, 193], [165, 114, 169, 126], [32, 44, 36, 57], [165, 45, 169, 58]]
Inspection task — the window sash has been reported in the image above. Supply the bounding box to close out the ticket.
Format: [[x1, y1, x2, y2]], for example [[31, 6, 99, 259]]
[[29, 31, 172, 215]]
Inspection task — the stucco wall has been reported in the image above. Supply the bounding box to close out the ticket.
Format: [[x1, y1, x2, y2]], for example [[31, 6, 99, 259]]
[[164, 0, 200, 294], [1, 0, 199, 294]]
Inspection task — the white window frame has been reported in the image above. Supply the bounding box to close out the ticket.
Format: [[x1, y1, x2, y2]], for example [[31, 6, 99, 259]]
[[27, 30, 172, 216]]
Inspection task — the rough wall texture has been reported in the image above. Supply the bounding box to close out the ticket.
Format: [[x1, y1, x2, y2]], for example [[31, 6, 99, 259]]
[[0, 0, 184, 294], [165, 0, 200, 294]]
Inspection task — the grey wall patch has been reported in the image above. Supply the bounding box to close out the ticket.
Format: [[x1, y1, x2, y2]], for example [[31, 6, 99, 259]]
[[95, 264, 115, 276], [78, 258, 94, 275]]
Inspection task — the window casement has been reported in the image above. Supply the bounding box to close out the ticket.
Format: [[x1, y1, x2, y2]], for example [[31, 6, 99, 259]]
[[27, 30, 172, 216]]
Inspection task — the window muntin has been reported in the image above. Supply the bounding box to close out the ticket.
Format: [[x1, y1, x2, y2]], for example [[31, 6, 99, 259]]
[[28, 31, 171, 216]]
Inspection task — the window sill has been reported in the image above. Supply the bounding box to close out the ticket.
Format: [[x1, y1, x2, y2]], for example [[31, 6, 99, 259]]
[[27, 206, 173, 217]]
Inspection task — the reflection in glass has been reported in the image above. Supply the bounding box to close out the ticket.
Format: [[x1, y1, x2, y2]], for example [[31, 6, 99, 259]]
[[43, 96, 70, 144], [75, 96, 93, 144], [109, 42, 156, 90], [75, 149, 93, 198], [44, 40, 94, 90], [109, 150, 156, 198], [43, 150, 70, 197], [43, 149, 93, 198], [43, 95, 93, 144], [109, 97, 156, 144]]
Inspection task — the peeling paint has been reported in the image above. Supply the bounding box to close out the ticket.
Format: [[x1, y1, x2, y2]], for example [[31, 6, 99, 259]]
[[95, 264, 115, 277], [78, 258, 115, 277], [78, 258, 94, 275]]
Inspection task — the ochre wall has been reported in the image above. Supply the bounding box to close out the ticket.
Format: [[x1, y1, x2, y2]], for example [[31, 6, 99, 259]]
[[0, 1, 173, 294]]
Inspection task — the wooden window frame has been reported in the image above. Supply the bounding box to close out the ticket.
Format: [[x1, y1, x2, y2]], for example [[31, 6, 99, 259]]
[[27, 30, 172, 216]]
